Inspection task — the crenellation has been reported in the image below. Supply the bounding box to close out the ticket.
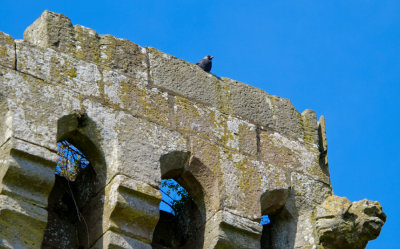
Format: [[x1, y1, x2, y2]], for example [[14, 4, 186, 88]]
[[301, 109, 319, 145], [23, 10, 75, 54], [0, 10, 385, 249]]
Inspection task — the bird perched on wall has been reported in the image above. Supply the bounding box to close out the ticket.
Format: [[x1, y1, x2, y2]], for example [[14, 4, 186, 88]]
[[196, 55, 214, 72]]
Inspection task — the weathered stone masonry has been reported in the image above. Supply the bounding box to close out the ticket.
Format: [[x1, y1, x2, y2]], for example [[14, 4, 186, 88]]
[[0, 11, 385, 249]]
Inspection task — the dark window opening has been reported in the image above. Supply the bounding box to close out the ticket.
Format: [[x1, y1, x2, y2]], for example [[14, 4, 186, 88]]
[[261, 215, 272, 249], [261, 208, 296, 249], [42, 140, 96, 249], [152, 179, 202, 249]]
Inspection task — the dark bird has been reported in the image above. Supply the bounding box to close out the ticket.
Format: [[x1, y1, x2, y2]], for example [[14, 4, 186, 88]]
[[196, 55, 214, 72]]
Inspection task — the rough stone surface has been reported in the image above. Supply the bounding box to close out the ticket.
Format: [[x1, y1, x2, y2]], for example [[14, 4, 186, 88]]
[[23, 10, 75, 54], [0, 10, 386, 249], [0, 31, 15, 69], [314, 195, 386, 249], [16, 40, 101, 97]]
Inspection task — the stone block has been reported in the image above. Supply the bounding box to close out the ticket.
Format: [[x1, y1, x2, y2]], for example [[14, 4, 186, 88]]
[[100, 175, 161, 243], [73, 24, 101, 63], [270, 95, 304, 139], [301, 109, 319, 145], [175, 96, 257, 155], [225, 78, 305, 140], [204, 210, 262, 249], [103, 70, 170, 126], [190, 136, 222, 179], [219, 149, 289, 218], [260, 129, 330, 184], [23, 10, 74, 54], [16, 40, 101, 97], [23, 11, 148, 84], [0, 195, 47, 249], [225, 77, 274, 124], [99, 35, 148, 81], [0, 138, 57, 207], [108, 176, 161, 242], [148, 47, 224, 108], [318, 115, 329, 169], [79, 175, 162, 247], [23, 11, 102, 64], [0, 31, 15, 69], [289, 172, 332, 214], [0, 67, 82, 151]]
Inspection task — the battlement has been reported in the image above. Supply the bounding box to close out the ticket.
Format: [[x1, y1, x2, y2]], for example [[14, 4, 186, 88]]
[[0, 10, 385, 249]]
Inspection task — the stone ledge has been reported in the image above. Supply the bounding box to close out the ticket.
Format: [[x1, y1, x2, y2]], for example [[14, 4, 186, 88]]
[[0, 138, 56, 207], [204, 210, 262, 249], [105, 175, 161, 244], [0, 194, 48, 249], [91, 230, 152, 249]]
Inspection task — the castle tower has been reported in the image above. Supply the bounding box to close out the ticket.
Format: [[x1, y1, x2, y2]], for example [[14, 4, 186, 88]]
[[0, 11, 385, 249]]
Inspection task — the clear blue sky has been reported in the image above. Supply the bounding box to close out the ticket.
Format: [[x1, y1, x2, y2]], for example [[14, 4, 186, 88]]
[[1, 1, 399, 248]]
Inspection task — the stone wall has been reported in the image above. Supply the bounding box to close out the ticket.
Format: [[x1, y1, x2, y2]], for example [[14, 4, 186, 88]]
[[0, 10, 385, 249]]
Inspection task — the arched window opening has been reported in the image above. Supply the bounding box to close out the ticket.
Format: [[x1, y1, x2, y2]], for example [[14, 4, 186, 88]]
[[152, 178, 203, 249], [42, 140, 96, 249]]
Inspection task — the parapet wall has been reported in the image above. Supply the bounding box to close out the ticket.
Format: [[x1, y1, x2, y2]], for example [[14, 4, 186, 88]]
[[0, 10, 385, 249]]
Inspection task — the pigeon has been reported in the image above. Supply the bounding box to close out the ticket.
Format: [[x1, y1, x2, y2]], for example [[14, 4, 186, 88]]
[[196, 55, 214, 72]]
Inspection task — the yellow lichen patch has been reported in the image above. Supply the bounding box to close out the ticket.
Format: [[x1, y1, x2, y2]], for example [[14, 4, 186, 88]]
[[119, 80, 132, 107], [302, 113, 314, 145], [174, 96, 219, 140], [135, 182, 162, 200], [102, 69, 169, 126], [0, 46, 7, 57], [138, 90, 169, 126], [99, 35, 117, 64], [175, 96, 201, 117], [260, 131, 301, 169], [73, 25, 100, 64], [215, 77, 231, 113], [228, 153, 263, 216], [235, 157, 261, 192], [269, 95, 278, 113], [65, 67, 77, 79]]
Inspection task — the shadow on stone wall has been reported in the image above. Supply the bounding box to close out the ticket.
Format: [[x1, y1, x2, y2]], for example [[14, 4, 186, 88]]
[[42, 113, 107, 249], [261, 207, 298, 249], [152, 152, 210, 249], [260, 188, 298, 249]]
